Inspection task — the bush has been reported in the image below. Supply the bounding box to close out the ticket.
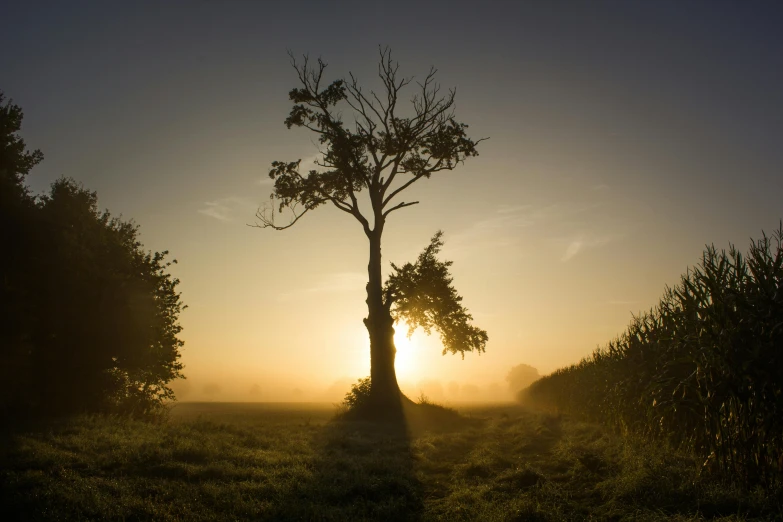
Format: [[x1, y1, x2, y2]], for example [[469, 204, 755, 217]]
[[342, 377, 372, 410]]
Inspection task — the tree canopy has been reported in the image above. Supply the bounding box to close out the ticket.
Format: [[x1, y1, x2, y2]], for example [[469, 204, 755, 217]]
[[255, 48, 485, 233]]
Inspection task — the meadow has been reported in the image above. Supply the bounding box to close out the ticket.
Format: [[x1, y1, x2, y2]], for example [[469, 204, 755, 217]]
[[2, 401, 779, 521]]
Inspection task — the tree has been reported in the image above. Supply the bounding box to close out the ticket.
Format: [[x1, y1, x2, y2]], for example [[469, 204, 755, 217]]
[[255, 49, 487, 409], [506, 364, 540, 396], [29, 178, 186, 416], [0, 92, 186, 420]]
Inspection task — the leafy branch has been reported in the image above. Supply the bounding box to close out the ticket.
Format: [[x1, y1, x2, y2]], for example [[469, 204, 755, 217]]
[[384, 231, 488, 357]]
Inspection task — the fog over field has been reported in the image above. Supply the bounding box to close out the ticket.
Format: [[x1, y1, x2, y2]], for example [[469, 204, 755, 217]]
[[169, 373, 515, 404]]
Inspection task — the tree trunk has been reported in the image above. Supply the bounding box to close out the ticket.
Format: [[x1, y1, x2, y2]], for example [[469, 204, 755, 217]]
[[364, 230, 401, 409]]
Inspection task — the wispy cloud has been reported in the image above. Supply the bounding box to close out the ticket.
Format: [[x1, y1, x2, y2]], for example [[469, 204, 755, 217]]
[[279, 272, 366, 301], [448, 202, 599, 256], [562, 240, 584, 261], [559, 233, 622, 262], [496, 204, 533, 215], [198, 197, 257, 223], [446, 205, 533, 255], [447, 200, 626, 264]]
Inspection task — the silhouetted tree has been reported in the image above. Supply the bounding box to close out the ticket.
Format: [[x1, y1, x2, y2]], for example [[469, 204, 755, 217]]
[[506, 363, 540, 396], [255, 49, 487, 409], [0, 93, 185, 420], [0, 92, 44, 415], [31, 179, 185, 416]]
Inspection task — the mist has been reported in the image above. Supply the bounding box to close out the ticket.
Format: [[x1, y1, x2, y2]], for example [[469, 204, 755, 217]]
[[169, 370, 522, 404]]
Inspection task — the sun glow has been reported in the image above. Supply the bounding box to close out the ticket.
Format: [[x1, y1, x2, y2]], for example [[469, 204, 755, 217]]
[[394, 321, 419, 380]]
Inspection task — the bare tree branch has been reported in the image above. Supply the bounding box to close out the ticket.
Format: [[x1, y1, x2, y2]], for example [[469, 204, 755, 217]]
[[383, 200, 419, 218], [250, 201, 312, 231]]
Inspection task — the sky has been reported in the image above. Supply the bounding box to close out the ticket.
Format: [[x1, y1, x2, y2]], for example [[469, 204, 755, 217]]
[[2, 1, 782, 402]]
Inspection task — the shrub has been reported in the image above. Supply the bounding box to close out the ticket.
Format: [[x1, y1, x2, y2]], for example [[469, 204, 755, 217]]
[[342, 377, 372, 410]]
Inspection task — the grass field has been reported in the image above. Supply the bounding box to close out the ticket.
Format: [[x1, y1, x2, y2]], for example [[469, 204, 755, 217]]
[[1, 402, 780, 521]]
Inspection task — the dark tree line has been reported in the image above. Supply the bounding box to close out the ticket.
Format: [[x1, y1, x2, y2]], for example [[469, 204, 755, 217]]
[[0, 92, 185, 421]]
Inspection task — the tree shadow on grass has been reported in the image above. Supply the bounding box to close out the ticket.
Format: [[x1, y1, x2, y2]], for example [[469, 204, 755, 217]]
[[266, 397, 482, 521], [266, 411, 424, 521]]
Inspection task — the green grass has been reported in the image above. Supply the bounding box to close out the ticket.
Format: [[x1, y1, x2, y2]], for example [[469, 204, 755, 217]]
[[1, 402, 780, 521]]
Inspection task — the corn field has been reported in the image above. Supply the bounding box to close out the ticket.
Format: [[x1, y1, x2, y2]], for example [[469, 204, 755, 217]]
[[523, 224, 783, 489]]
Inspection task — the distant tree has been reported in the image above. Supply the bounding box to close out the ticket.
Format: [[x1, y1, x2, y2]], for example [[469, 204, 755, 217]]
[[506, 363, 540, 396], [0, 93, 185, 419], [255, 49, 487, 410]]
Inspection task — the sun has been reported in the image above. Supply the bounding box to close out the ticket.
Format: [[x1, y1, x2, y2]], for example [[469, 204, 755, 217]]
[[393, 321, 419, 379]]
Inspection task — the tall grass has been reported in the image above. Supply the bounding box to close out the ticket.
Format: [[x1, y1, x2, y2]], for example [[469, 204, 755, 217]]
[[524, 224, 783, 489]]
